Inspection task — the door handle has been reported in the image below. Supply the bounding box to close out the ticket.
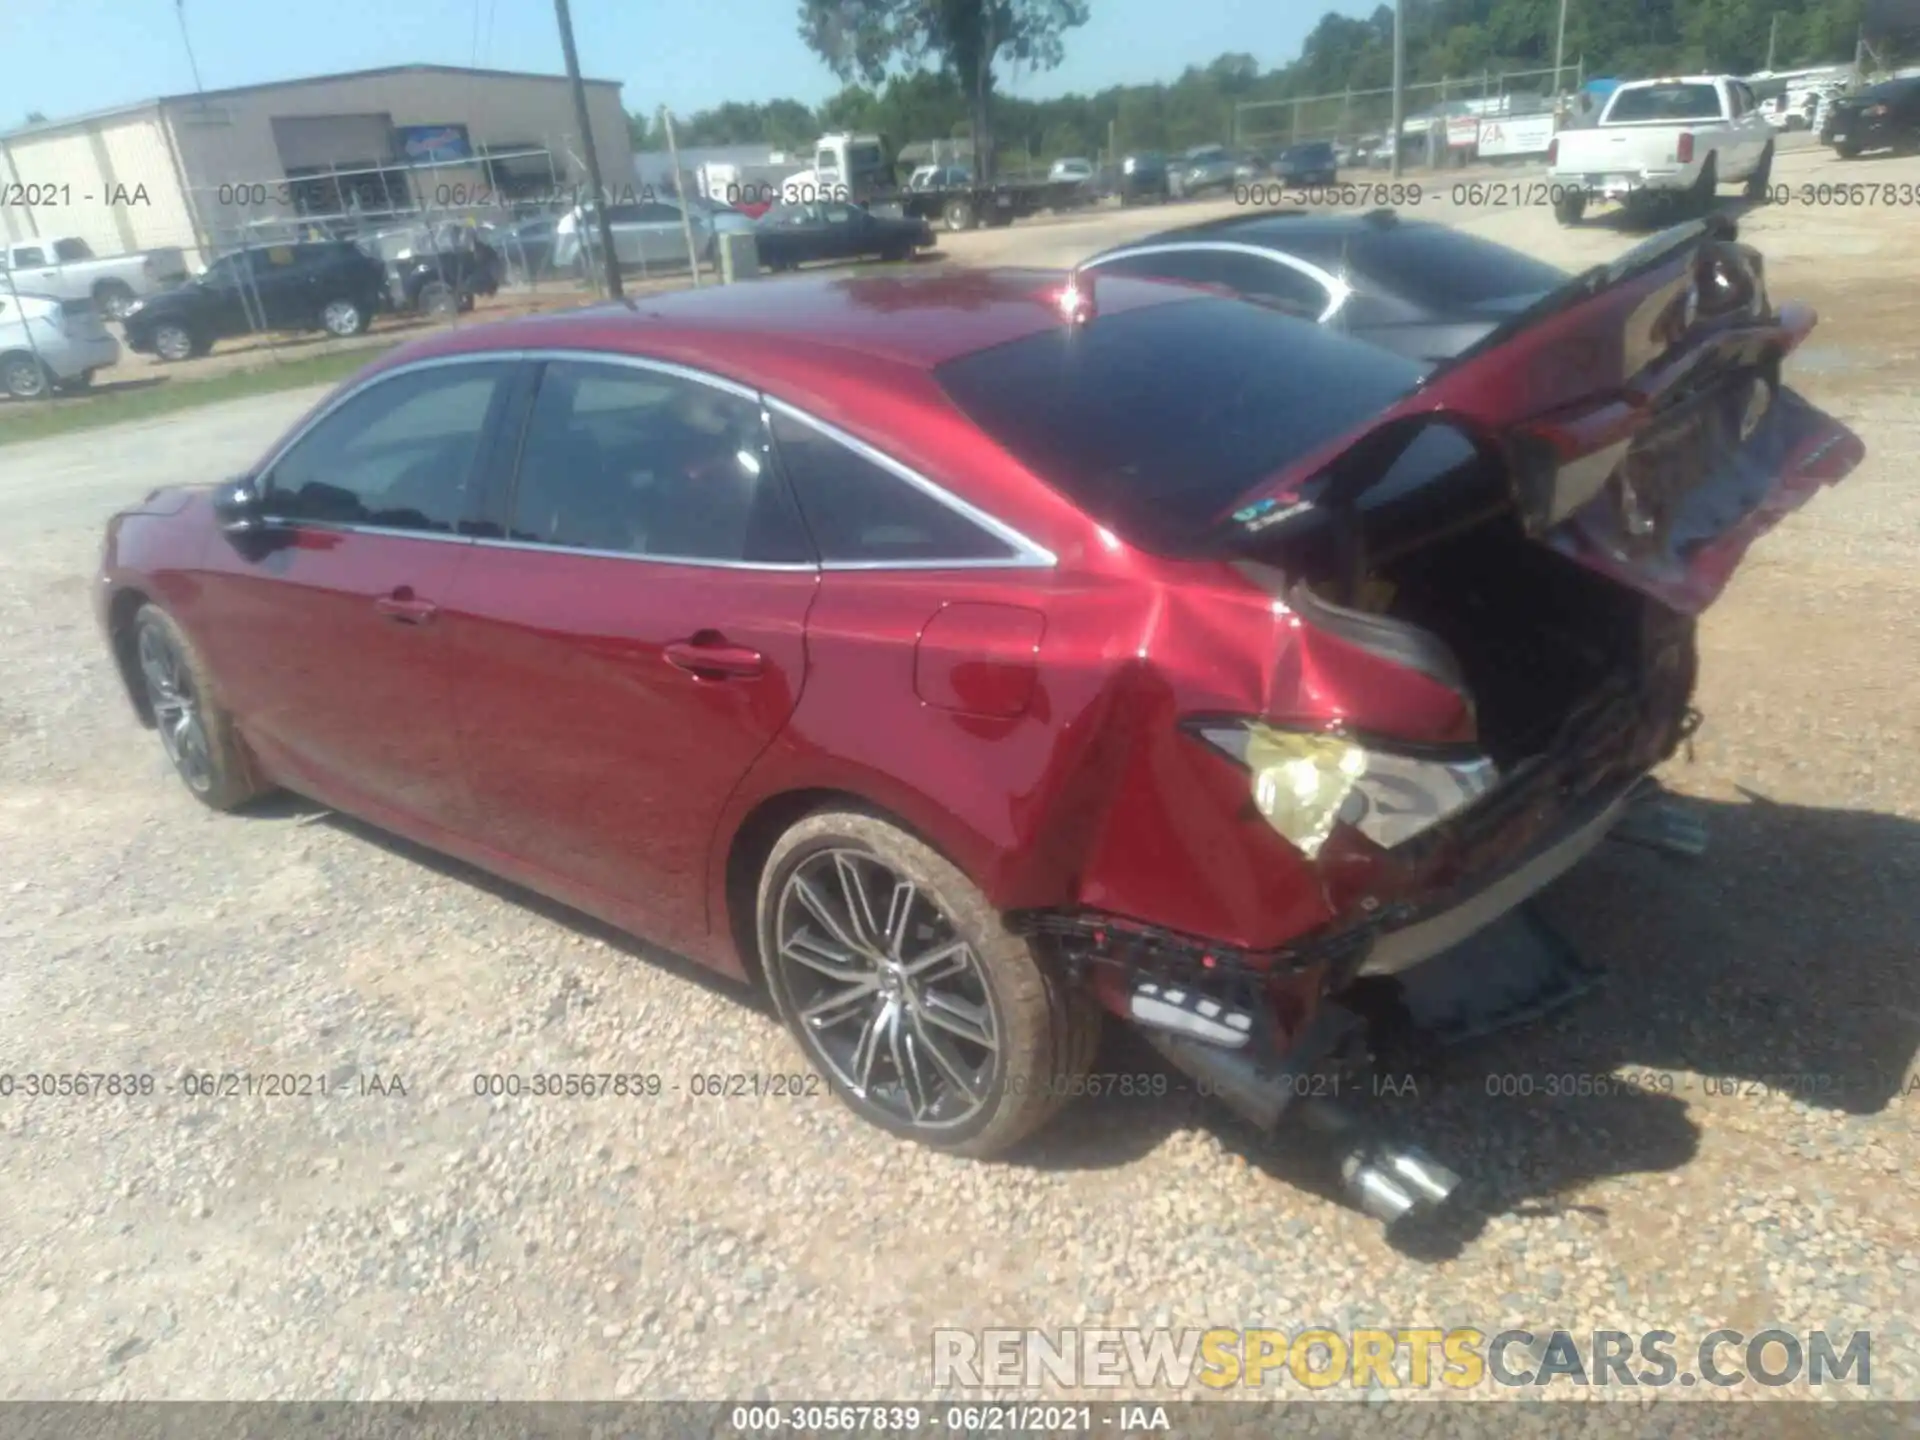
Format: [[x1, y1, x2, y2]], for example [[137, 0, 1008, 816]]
[[375, 588, 438, 625], [663, 639, 764, 679]]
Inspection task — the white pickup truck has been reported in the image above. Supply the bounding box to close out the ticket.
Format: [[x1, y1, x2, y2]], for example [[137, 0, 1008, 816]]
[[1546, 76, 1776, 224], [0, 235, 190, 320]]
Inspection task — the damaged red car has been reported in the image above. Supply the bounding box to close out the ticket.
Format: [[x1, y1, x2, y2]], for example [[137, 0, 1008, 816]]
[[96, 217, 1862, 1225]]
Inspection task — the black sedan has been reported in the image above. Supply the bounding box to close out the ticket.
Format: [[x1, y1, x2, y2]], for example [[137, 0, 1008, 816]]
[[1822, 76, 1920, 158], [754, 200, 934, 272], [1077, 209, 1571, 366]]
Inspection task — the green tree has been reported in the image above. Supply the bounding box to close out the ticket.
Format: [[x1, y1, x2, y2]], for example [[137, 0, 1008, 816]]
[[796, 0, 1091, 182]]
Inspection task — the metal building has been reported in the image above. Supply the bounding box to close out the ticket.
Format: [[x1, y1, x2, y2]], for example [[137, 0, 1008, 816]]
[[0, 64, 632, 267]]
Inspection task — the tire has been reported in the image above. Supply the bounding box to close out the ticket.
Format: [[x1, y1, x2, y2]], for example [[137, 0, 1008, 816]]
[[130, 603, 269, 811], [1, 351, 50, 399], [320, 296, 369, 336], [93, 280, 137, 321], [1744, 142, 1775, 201], [1689, 154, 1719, 217], [1835, 141, 1861, 159], [1553, 190, 1586, 226], [942, 197, 976, 232], [416, 281, 458, 319], [152, 323, 200, 363], [756, 810, 1102, 1159]]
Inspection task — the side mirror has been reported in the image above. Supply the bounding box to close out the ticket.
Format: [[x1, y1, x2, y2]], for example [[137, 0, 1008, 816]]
[[213, 475, 265, 533]]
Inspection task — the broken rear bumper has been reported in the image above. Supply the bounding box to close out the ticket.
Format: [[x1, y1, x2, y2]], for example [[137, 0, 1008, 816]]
[[1354, 780, 1634, 977]]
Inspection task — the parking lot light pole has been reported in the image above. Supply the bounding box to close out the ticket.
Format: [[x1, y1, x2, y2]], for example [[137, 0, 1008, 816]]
[[554, 0, 623, 300], [1389, 0, 1405, 179]]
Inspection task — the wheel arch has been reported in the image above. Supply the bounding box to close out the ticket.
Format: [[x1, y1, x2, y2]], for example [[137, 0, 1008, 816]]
[[106, 586, 158, 727], [719, 784, 985, 988]]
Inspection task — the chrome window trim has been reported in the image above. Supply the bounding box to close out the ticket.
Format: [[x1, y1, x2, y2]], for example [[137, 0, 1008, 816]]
[[1080, 240, 1351, 324], [253, 349, 525, 482], [762, 396, 1057, 571], [252, 344, 1055, 572], [466, 535, 817, 572]]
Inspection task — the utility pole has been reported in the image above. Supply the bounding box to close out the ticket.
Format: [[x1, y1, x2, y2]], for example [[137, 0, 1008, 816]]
[[1389, 0, 1405, 179], [1553, 0, 1570, 100], [554, 0, 623, 300], [1766, 12, 1781, 71]]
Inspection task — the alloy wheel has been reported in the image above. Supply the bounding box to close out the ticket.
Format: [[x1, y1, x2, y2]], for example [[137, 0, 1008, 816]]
[[137, 624, 213, 793], [155, 326, 194, 362], [773, 847, 1000, 1131], [3, 355, 48, 399], [322, 300, 362, 336]]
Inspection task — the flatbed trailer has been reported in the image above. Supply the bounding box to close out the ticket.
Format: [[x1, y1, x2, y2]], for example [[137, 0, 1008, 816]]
[[876, 177, 1096, 232]]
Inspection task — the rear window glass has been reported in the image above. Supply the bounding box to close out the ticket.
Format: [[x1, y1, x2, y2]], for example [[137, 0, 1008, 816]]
[[1347, 225, 1568, 310], [1607, 83, 1724, 123], [933, 296, 1422, 553]]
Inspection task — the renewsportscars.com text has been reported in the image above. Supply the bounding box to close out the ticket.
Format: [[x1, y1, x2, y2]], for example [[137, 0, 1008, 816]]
[[931, 1327, 1872, 1391]]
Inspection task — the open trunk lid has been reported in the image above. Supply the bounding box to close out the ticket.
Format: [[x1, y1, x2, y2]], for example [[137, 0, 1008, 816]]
[[1213, 217, 1865, 614]]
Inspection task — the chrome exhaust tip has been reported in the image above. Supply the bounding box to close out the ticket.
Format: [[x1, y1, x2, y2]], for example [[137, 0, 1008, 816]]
[[1146, 1035, 1465, 1227]]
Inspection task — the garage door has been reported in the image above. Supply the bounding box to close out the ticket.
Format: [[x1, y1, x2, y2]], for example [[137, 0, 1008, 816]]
[[271, 114, 397, 171]]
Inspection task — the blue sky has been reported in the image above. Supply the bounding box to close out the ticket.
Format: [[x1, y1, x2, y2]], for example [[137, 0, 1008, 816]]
[[3, 0, 1374, 125]]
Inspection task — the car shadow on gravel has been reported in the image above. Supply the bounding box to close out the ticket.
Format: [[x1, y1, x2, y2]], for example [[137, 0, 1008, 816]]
[[1012, 788, 1920, 1262], [1570, 192, 1773, 234], [253, 794, 773, 1016]]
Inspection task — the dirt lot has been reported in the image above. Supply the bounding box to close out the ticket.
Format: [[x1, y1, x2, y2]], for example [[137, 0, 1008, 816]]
[[1, 135, 1917, 1417]]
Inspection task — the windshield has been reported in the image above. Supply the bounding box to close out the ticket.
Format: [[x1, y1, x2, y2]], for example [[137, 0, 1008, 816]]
[[1607, 83, 1723, 123], [934, 295, 1422, 553]]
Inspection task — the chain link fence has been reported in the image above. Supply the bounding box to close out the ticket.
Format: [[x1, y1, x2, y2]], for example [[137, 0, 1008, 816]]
[[1232, 65, 1578, 168], [3, 144, 729, 381]]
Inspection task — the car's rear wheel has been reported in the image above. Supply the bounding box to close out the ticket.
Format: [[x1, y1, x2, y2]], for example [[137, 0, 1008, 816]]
[[93, 281, 137, 321], [1, 351, 50, 399], [153, 323, 199, 362], [321, 297, 369, 336], [943, 197, 976, 232], [1552, 190, 1586, 226], [1744, 142, 1775, 200], [131, 604, 268, 811], [757, 810, 1101, 1158]]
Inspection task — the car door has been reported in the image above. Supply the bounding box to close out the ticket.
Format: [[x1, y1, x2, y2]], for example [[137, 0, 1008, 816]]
[[189, 358, 519, 830], [630, 201, 693, 268], [442, 355, 819, 953], [763, 201, 829, 265], [6, 243, 61, 296], [193, 253, 258, 338], [818, 202, 867, 259], [245, 244, 319, 329]]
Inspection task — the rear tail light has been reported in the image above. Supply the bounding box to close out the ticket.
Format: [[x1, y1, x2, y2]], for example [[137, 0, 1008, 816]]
[[1546, 137, 1559, 166], [1187, 721, 1499, 858], [1676, 132, 1695, 164]]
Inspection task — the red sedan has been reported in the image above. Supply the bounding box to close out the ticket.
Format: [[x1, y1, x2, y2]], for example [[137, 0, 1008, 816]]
[[96, 226, 1861, 1222]]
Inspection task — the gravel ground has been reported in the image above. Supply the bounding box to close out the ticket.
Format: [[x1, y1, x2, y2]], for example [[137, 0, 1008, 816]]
[[1, 143, 1916, 1417]]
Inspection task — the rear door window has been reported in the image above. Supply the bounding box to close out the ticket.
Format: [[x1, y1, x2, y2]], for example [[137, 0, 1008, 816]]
[[768, 409, 1016, 564], [506, 360, 811, 565]]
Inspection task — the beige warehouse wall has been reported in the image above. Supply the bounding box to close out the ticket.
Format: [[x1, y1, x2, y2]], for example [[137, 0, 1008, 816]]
[[168, 70, 632, 245], [0, 112, 198, 260]]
